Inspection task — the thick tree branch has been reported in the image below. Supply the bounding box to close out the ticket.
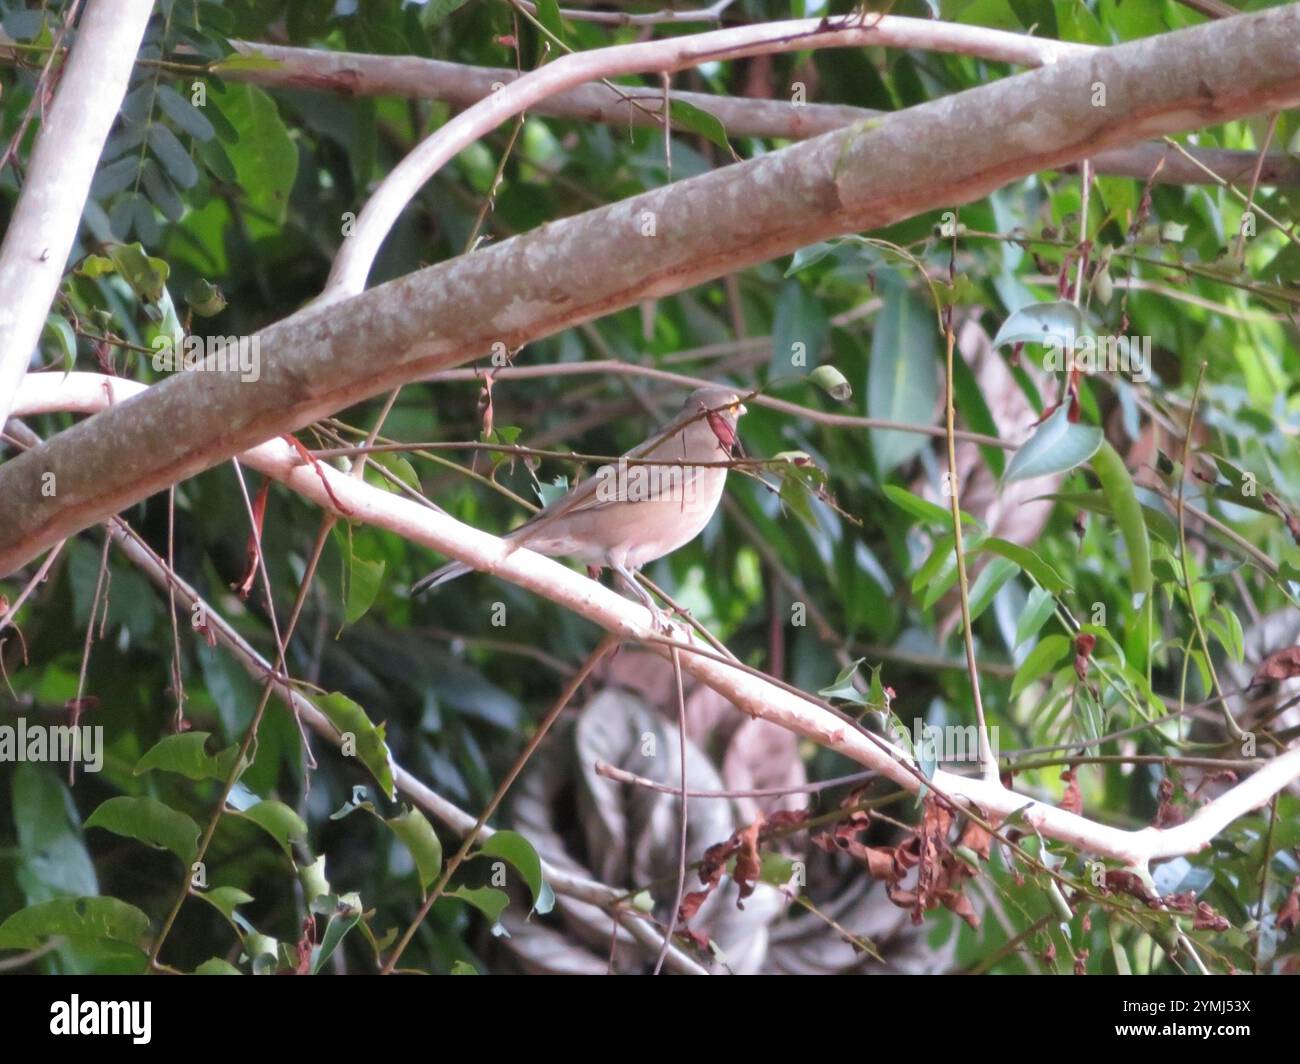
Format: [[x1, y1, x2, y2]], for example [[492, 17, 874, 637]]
[[0, 1, 154, 435], [2, 7, 1299, 573], [12, 371, 1300, 872], [223, 41, 1300, 187], [320, 14, 1098, 300]]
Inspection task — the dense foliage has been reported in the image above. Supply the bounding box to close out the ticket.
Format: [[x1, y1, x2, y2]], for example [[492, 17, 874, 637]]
[[1, 0, 1298, 975]]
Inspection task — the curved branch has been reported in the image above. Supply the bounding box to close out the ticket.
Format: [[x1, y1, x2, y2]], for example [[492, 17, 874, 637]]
[[222, 41, 1300, 187], [0, 1, 154, 433], [2, 8, 1298, 574], [13, 371, 1299, 872], [319, 14, 1093, 300]]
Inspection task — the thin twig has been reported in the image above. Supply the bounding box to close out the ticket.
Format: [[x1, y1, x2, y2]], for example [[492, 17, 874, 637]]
[[381, 635, 619, 973]]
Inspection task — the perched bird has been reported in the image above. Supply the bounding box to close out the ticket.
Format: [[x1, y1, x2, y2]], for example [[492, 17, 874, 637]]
[[412, 386, 747, 615]]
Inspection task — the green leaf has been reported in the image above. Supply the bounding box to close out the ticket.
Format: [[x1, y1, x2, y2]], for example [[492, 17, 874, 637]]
[[882, 485, 978, 527], [809, 364, 852, 401], [85, 796, 199, 865], [0, 897, 150, 950], [184, 278, 227, 317], [243, 933, 279, 974], [950, 339, 1006, 478], [1004, 405, 1102, 483], [13, 763, 97, 903], [107, 242, 169, 303], [140, 158, 186, 222], [479, 830, 544, 907], [535, 0, 567, 41], [419, 0, 473, 28], [967, 556, 1019, 622], [1012, 635, 1071, 698], [344, 546, 385, 625], [312, 901, 362, 974], [210, 53, 285, 74], [448, 886, 510, 924], [537, 476, 569, 508], [300, 856, 331, 909], [1015, 586, 1057, 648], [786, 242, 836, 277], [1034, 491, 1178, 547], [317, 691, 396, 800], [1210, 605, 1245, 664], [760, 852, 797, 885], [210, 83, 298, 230], [194, 886, 254, 922], [156, 83, 216, 141], [869, 282, 939, 475], [991, 299, 1085, 350], [148, 122, 199, 188], [370, 453, 421, 493], [134, 731, 241, 781], [1090, 441, 1152, 604], [912, 533, 955, 595], [450, 960, 479, 974], [913, 529, 986, 610], [236, 800, 307, 859], [42, 313, 77, 370], [777, 465, 818, 531], [195, 958, 243, 974], [819, 657, 867, 702], [977, 537, 1068, 593], [772, 279, 828, 374], [668, 99, 734, 157], [387, 808, 443, 892]]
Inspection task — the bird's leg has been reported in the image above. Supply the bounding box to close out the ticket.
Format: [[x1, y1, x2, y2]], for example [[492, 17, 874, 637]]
[[612, 563, 672, 632]]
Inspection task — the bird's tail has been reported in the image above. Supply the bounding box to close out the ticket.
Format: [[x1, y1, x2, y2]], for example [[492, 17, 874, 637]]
[[411, 560, 473, 595]]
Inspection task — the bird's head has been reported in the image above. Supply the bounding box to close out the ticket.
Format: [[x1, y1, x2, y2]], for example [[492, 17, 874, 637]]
[[686, 386, 746, 455]]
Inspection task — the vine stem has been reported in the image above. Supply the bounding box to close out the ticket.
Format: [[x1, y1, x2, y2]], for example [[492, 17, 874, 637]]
[[380, 634, 619, 974], [1175, 361, 1245, 740], [653, 645, 689, 975], [942, 317, 998, 783]]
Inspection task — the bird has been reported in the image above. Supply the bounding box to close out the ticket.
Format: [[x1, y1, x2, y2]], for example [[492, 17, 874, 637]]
[[412, 386, 747, 618]]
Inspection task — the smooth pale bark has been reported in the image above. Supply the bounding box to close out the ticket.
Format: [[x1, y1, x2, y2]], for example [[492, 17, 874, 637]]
[[0, 1, 154, 436], [1, 7, 1299, 572], [15, 371, 1300, 870], [223, 41, 1300, 186]]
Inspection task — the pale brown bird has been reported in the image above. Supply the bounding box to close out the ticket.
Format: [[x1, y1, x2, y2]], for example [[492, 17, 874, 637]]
[[412, 386, 747, 613]]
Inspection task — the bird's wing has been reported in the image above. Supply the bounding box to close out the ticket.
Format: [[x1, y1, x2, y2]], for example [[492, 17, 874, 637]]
[[508, 408, 700, 538]]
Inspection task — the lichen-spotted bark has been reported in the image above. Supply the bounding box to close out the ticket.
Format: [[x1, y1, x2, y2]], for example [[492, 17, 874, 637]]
[[1, 6, 1298, 573]]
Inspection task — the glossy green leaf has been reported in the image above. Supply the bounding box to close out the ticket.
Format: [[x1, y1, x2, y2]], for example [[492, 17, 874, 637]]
[[967, 556, 1020, 621], [236, 800, 308, 860], [1015, 586, 1058, 648], [448, 886, 510, 924], [479, 830, 545, 908], [387, 807, 443, 891], [1090, 441, 1152, 604], [869, 283, 938, 475], [1004, 405, 1103, 483], [156, 84, 216, 141], [85, 796, 199, 865], [194, 886, 254, 921], [991, 299, 1085, 350], [977, 537, 1069, 593], [317, 692, 396, 799], [0, 897, 149, 950], [134, 731, 241, 781], [1012, 635, 1071, 698]]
